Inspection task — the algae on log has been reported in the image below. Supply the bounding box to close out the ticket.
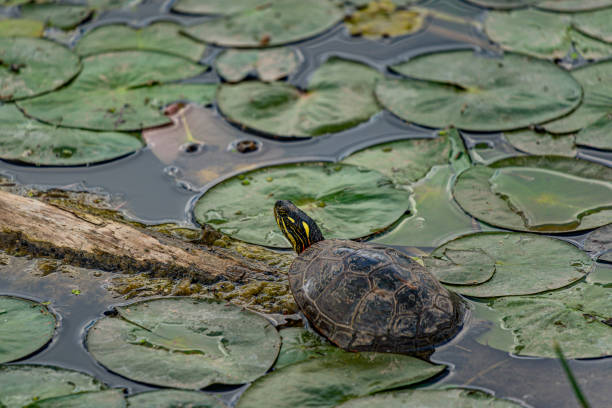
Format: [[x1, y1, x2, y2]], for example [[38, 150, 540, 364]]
[[0, 191, 276, 283]]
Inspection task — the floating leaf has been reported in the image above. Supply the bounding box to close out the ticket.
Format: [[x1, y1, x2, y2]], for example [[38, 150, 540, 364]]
[[87, 297, 280, 389], [0, 37, 80, 101], [18, 51, 214, 131], [20, 3, 92, 29], [274, 327, 343, 370], [0, 365, 103, 408], [0, 19, 44, 37], [217, 58, 382, 138], [345, 0, 425, 39], [575, 112, 612, 151], [376, 51, 581, 131], [587, 263, 612, 285], [584, 223, 612, 263], [0, 296, 55, 363], [236, 352, 445, 408], [543, 61, 612, 134], [172, 0, 268, 15], [0, 104, 142, 166], [215, 48, 300, 82], [573, 8, 612, 43], [126, 390, 226, 408], [463, 0, 538, 9], [76, 22, 206, 61], [432, 232, 591, 297], [504, 129, 576, 157], [489, 283, 612, 358], [184, 0, 343, 47], [536, 0, 612, 11], [25, 390, 125, 408], [193, 162, 410, 247], [335, 388, 522, 407], [425, 247, 495, 285], [86, 0, 142, 10], [453, 156, 612, 233]]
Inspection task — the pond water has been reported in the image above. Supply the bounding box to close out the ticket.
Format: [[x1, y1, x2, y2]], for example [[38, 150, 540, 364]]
[[0, 0, 611, 407]]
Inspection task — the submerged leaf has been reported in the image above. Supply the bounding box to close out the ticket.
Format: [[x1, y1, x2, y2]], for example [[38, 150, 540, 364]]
[[193, 162, 410, 247], [87, 297, 280, 389], [215, 48, 300, 82], [345, 0, 425, 39], [504, 129, 576, 157], [433, 232, 591, 297], [126, 390, 226, 408], [25, 390, 125, 408], [376, 51, 582, 131]]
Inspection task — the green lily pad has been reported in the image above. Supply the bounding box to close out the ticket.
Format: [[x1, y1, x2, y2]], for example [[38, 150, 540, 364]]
[[484, 9, 612, 59], [335, 388, 522, 407], [425, 248, 495, 285], [86, 0, 142, 10], [0, 19, 44, 37], [183, 0, 343, 47], [345, 0, 425, 39], [172, 0, 268, 15], [87, 297, 281, 389], [215, 48, 300, 83], [376, 51, 582, 131], [217, 58, 382, 138], [75, 22, 206, 61], [463, 0, 538, 9], [453, 156, 612, 233], [587, 263, 612, 285], [25, 390, 126, 408], [536, 0, 612, 11], [504, 129, 576, 157], [236, 351, 445, 408], [0, 104, 143, 165], [489, 283, 612, 358], [0, 37, 81, 101], [434, 232, 591, 297], [126, 390, 226, 408], [584, 224, 612, 263], [0, 296, 56, 363], [275, 327, 343, 370], [18, 51, 215, 131], [20, 3, 92, 29], [0, 365, 104, 408], [576, 112, 612, 151], [543, 61, 612, 134], [193, 162, 410, 248], [573, 8, 612, 43]]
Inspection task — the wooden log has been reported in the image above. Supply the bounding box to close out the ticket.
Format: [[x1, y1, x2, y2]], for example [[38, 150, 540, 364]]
[[0, 190, 277, 283]]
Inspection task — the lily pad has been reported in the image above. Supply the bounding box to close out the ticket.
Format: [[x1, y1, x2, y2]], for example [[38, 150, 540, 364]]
[[463, 0, 539, 9], [453, 156, 612, 233], [536, 0, 612, 11], [20, 3, 92, 29], [432, 232, 591, 297], [18, 51, 215, 131], [0, 19, 44, 37], [183, 0, 343, 47], [489, 283, 612, 358], [345, 0, 426, 39], [215, 48, 300, 82], [172, 0, 268, 15], [573, 8, 612, 43], [236, 351, 445, 408], [584, 223, 612, 263], [76, 22, 206, 61], [576, 112, 612, 151], [0, 365, 104, 408], [126, 390, 226, 408], [193, 162, 410, 248], [587, 263, 612, 285], [0, 37, 81, 101], [0, 296, 56, 363], [425, 248, 495, 285], [335, 388, 522, 407], [25, 390, 126, 408], [217, 58, 382, 138], [87, 297, 281, 389], [376, 51, 582, 131], [543, 61, 612, 134], [275, 327, 343, 370], [0, 104, 143, 165], [504, 129, 576, 157]]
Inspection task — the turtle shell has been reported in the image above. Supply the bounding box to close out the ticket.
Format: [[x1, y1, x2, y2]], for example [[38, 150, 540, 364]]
[[289, 239, 465, 353]]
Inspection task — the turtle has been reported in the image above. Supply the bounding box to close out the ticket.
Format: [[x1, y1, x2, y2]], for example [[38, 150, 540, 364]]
[[274, 200, 465, 354]]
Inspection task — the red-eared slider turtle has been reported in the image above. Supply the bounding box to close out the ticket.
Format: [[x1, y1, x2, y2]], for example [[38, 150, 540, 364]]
[[274, 200, 465, 353]]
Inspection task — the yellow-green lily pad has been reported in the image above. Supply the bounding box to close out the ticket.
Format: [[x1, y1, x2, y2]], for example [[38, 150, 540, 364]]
[[0, 18, 44, 37], [126, 390, 226, 408], [87, 297, 281, 389], [504, 129, 576, 157], [215, 48, 300, 82], [345, 0, 425, 39], [25, 390, 126, 408]]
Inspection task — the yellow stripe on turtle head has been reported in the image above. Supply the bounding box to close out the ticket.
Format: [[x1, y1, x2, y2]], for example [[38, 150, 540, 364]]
[[302, 221, 310, 243]]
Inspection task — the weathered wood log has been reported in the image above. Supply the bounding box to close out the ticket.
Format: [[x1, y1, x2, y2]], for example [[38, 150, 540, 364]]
[[0, 190, 278, 283]]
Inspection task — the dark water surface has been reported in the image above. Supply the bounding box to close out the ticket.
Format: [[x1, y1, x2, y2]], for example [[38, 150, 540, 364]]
[[0, 0, 611, 407]]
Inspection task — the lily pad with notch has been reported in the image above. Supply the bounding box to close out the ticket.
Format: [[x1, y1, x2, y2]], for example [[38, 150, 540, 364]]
[[18, 50, 215, 131], [24, 390, 126, 408], [217, 57, 382, 138], [0, 37, 81, 101], [193, 162, 410, 248], [425, 248, 495, 286], [215, 48, 300, 83], [86, 297, 281, 389], [126, 390, 227, 408], [376, 50, 582, 131], [453, 156, 612, 233]]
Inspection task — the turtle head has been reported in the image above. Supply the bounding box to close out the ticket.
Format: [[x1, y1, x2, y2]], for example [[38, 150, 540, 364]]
[[274, 200, 324, 254]]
